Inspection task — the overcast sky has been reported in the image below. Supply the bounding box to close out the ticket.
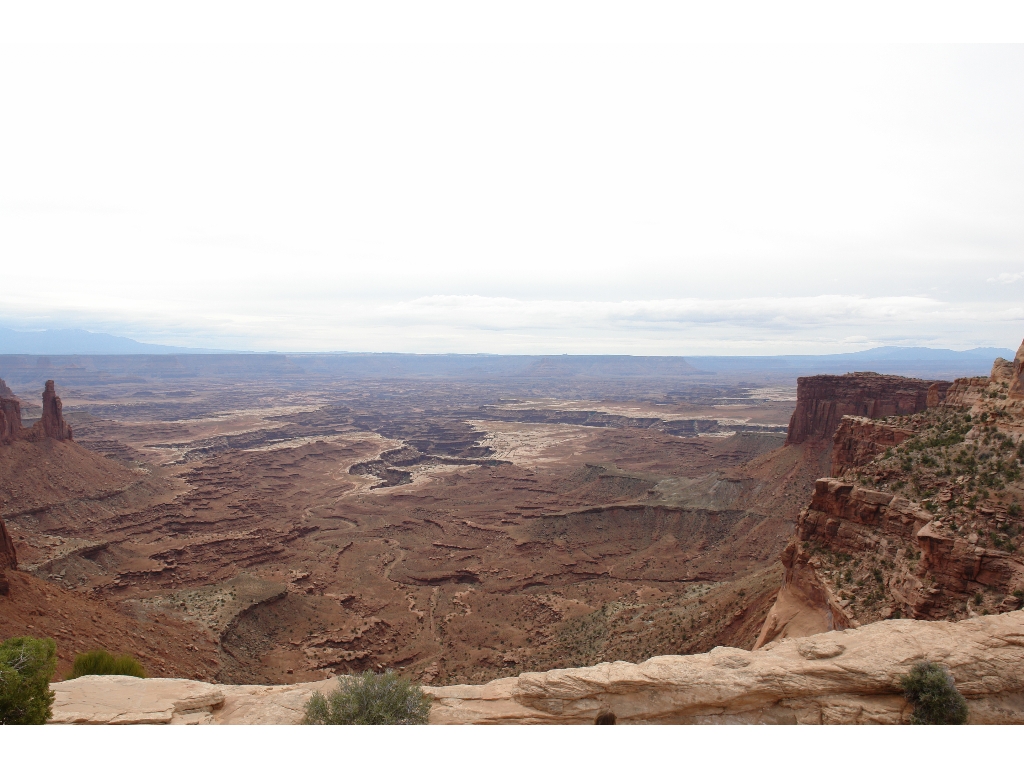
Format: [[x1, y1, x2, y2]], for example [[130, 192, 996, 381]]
[[2, 6, 1023, 354]]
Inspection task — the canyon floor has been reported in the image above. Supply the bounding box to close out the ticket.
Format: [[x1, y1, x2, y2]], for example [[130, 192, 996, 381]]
[[0, 357, 824, 685]]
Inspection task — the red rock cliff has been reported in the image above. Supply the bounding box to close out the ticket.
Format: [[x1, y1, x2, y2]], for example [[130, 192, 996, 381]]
[[785, 373, 949, 446], [756, 475, 1024, 649], [0, 378, 22, 445], [0, 515, 16, 596], [37, 379, 73, 441], [1, 379, 75, 443], [1009, 338, 1024, 400], [830, 416, 916, 476]]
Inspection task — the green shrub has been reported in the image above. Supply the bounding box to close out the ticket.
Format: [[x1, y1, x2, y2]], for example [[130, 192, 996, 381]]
[[0, 636, 57, 725], [303, 669, 431, 724], [69, 650, 146, 679], [899, 661, 969, 724]]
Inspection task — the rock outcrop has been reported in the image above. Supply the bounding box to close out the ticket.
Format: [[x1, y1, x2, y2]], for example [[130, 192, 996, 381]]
[[753, 536, 853, 649], [830, 416, 916, 476], [785, 373, 949, 446], [0, 380, 18, 593], [0, 379, 73, 443], [1009, 338, 1024, 400], [48, 675, 340, 724], [35, 379, 73, 441], [758, 345, 1024, 636], [756, 476, 1024, 643], [0, 378, 22, 445], [0, 514, 16, 596], [47, 612, 1024, 724]]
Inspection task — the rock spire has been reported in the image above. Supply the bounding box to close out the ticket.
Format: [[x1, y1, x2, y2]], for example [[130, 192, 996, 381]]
[[0, 378, 73, 444]]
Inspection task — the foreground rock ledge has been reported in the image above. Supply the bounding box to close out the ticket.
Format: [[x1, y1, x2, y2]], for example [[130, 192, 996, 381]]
[[50, 612, 1024, 725]]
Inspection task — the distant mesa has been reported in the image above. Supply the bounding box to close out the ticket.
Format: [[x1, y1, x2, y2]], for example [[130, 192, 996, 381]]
[[784, 372, 950, 446], [0, 326, 229, 355], [0, 378, 73, 445]]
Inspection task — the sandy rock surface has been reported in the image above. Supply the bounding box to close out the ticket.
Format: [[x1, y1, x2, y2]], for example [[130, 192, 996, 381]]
[[50, 675, 338, 724], [427, 611, 1024, 724], [49, 611, 1024, 724]]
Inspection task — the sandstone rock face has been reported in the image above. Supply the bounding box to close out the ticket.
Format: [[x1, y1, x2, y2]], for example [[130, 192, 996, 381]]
[[0, 514, 17, 596], [757, 477, 1024, 641], [992, 358, 1016, 385], [49, 675, 339, 724], [0, 378, 22, 445], [45, 612, 1024, 724], [785, 373, 949, 446], [425, 613, 1024, 724], [943, 341, 1024, 440], [35, 379, 72, 441], [753, 538, 852, 649], [0, 379, 74, 443], [830, 416, 916, 476], [1010, 338, 1024, 400], [943, 376, 990, 409]]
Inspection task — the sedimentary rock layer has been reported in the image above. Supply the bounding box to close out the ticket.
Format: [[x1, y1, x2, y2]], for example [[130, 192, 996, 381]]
[[0, 379, 73, 444], [0, 378, 21, 444], [830, 416, 916, 476], [0, 514, 16, 596], [1009, 339, 1024, 400], [48, 611, 1024, 724], [785, 373, 948, 446], [37, 379, 73, 440]]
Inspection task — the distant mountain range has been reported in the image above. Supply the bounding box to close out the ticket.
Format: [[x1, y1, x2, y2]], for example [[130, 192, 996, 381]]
[[0, 327, 1014, 380], [687, 345, 1016, 369], [0, 327, 230, 355], [685, 346, 1016, 379]]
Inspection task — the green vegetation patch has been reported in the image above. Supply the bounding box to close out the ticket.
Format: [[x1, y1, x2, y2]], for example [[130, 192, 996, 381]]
[[69, 649, 147, 679], [0, 636, 57, 725], [899, 661, 969, 725], [303, 669, 431, 724]]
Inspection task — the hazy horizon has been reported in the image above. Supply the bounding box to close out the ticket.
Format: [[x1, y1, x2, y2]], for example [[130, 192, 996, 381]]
[[0, 324, 1016, 360]]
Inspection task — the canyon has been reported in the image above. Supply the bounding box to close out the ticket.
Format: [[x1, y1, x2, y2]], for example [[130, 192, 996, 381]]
[[1, 345, 1021, 723]]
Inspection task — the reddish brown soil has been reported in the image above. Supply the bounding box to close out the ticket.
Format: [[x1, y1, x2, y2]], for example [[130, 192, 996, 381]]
[[0, 364, 817, 686], [0, 571, 218, 681]]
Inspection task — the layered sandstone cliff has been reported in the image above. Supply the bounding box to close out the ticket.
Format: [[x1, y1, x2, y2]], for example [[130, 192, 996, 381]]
[[760, 341, 1024, 647], [1, 378, 21, 594], [0, 514, 16, 596], [757, 478, 1023, 645], [785, 373, 949, 446], [0, 378, 22, 444], [1009, 339, 1024, 399], [831, 417, 916, 476], [47, 611, 1024, 724]]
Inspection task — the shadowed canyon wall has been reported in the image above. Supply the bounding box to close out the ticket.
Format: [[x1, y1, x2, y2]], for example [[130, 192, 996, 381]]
[[0, 514, 16, 596]]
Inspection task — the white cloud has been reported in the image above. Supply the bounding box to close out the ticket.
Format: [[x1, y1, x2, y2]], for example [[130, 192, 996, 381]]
[[989, 272, 1024, 284]]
